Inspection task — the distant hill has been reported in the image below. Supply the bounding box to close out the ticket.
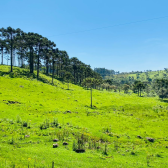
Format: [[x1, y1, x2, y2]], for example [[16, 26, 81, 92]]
[[95, 67, 168, 84]]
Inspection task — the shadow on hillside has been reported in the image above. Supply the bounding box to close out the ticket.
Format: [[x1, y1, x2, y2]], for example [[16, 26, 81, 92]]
[[42, 73, 64, 82], [159, 99, 168, 103], [0, 68, 52, 85], [0, 69, 36, 78], [85, 105, 98, 110], [0, 67, 76, 87], [0, 71, 10, 76], [65, 89, 74, 91]]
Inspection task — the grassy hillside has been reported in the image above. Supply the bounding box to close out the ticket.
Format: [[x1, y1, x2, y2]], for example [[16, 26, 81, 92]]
[[0, 65, 168, 168], [105, 70, 168, 83]]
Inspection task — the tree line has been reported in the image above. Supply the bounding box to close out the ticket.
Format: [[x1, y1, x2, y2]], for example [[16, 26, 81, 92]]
[[94, 68, 116, 79], [0, 26, 102, 84], [1, 27, 168, 100]]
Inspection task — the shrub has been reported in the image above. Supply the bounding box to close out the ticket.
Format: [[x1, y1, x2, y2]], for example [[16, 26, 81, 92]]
[[9, 72, 18, 78], [39, 120, 49, 130], [103, 142, 108, 155], [22, 121, 28, 127], [72, 140, 77, 151], [16, 115, 22, 123], [9, 137, 15, 145], [52, 118, 59, 127]]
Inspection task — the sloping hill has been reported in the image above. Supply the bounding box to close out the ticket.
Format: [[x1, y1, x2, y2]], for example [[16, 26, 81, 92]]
[[0, 65, 168, 167], [104, 69, 168, 84]]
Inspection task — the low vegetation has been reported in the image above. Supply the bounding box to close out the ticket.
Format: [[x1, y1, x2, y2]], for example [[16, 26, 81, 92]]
[[0, 65, 168, 167]]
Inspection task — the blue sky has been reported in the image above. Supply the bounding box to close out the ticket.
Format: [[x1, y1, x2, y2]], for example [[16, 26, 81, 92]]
[[1, 0, 168, 72]]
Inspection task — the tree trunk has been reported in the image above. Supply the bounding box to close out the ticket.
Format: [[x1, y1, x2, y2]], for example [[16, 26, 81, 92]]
[[11, 42, 13, 72], [30, 47, 34, 73], [37, 46, 40, 79], [52, 59, 55, 84], [74, 70, 75, 83], [57, 63, 59, 76], [18, 54, 20, 67], [46, 58, 49, 75], [59, 61, 61, 77], [21, 50, 24, 68], [50, 63, 52, 74], [91, 88, 92, 108], [1, 47, 3, 65], [77, 72, 79, 84]]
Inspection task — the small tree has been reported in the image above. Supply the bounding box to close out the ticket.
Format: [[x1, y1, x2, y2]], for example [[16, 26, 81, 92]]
[[0, 39, 7, 65], [2, 27, 21, 72], [110, 85, 117, 92], [133, 81, 145, 97], [0, 28, 8, 65], [154, 78, 168, 99], [64, 72, 74, 89], [82, 78, 97, 108], [123, 84, 130, 93]]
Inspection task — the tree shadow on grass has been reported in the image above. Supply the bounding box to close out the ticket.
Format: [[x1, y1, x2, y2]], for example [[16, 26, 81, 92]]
[[65, 89, 74, 91], [0, 69, 51, 85], [0, 68, 35, 78], [159, 99, 168, 103], [0, 71, 10, 76], [84, 105, 98, 110], [0, 67, 71, 87], [42, 72, 64, 82]]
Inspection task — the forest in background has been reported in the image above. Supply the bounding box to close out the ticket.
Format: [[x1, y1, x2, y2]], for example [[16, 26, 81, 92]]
[[0, 26, 102, 85], [0, 27, 168, 167], [94, 67, 168, 99], [1, 26, 168, 100]]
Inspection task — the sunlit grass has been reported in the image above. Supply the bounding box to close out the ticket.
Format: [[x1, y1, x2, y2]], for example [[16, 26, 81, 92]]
[[0, 65, 168, 167]]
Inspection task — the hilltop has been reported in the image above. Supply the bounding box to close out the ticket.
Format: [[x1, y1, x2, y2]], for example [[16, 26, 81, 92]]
[[0, 65, 168, 167], [95, 67, 168, 83]]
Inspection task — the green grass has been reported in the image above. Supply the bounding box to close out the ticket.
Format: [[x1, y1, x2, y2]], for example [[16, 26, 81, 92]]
[[105, 69, 168, 82], [0, 65, 168, 167]]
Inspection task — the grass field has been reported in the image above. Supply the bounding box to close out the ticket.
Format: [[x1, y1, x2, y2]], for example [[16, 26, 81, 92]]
[[0, 65, 168, 168], [105, 69, 168, 82]]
